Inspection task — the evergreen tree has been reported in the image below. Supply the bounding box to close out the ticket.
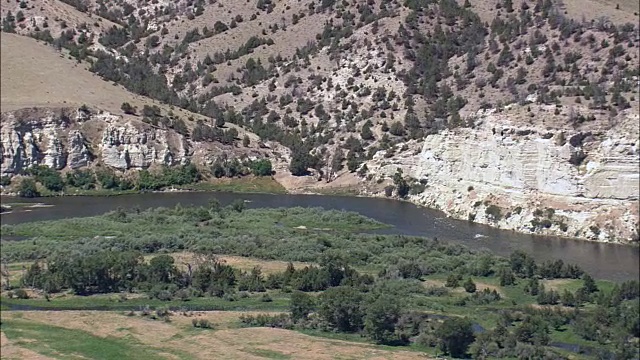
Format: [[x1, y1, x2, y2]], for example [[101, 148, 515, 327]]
[[463, 278, 477, 293], [436, 317, 475, 358], [364, 295, 403, 344], [290, 291, 315, 322], [360, 120, 374, 140]]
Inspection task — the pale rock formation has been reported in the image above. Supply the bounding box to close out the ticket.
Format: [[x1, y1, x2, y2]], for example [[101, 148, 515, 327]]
[[99, 121, 177, 170], [0, 107, 188, 174], [365, 110, 639, 243], [67, 130, 92, 168]]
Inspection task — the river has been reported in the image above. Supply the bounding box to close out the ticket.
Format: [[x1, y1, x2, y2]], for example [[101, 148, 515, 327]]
[[1, 192, 638, 281]]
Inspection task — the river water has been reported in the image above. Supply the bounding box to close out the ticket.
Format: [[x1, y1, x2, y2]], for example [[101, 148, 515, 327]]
[[1, 192, 638, 281]]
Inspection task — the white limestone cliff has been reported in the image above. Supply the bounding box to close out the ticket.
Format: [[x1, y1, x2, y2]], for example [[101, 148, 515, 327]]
[[365, 109, 639, 243]]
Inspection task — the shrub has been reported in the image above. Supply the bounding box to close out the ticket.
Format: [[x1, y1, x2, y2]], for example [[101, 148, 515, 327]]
[[14, 289, 29, 299], [290, 291, 315, 322], [156, 307, 170, 318], [28, 166, 64, 191], [485, 204, 502, 221], [425, 286, 450, 297], [239, 313, 292, 328], [463, 278, 477, 293], [121, 102, 137, 115], [18, 178, 40, 198], [445, 274, 460, 288], [65, 169, 95, 190], [0, 176, 11, 186], [193, 318, 212, 328], [389, 121, 405, 136], [250, 159, 273, 176]]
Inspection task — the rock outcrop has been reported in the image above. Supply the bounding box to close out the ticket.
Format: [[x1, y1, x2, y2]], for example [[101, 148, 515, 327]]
[[67, 130, 92, 169], [0, 107, 188, 175], [365, 109, 639, 243], [0, 107, 269, 177]]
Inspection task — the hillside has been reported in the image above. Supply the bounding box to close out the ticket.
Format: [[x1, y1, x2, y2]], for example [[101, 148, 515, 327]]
[[2, 32, 163, 113], [0, 0, 639, 242], [0, 32, 286, 185]]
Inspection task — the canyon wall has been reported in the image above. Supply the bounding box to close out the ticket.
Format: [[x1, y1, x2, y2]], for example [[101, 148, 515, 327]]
[[0, 107, 190, 176], [365, 108, 639, 243], [0, 107, 282, 178]]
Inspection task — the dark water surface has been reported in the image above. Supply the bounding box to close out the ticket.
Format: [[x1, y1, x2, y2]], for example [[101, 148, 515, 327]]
[[1, 192, 638, 281]]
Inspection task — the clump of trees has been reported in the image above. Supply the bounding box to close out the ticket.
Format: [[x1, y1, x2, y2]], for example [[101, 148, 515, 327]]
[[26, 165, 64, 192], [17, 178, 40, 197], [13, 164, 206, 197], [136, 164, 201, 191], [210, 157, 274, 178]]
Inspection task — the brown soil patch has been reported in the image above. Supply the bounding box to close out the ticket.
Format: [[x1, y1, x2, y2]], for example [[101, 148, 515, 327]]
[[422, 279, 505, 297], [14, 311, 182, 341], [422, 279, 446, 288], [541, 279, 575, 291], [148, 252, 312, 274]]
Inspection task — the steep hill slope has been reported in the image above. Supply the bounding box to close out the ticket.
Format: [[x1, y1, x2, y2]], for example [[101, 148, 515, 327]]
[[2, 32, 159, 113], [1, 33, 284, 179]]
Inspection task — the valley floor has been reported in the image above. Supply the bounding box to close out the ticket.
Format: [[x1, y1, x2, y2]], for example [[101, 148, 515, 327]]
[[0, 311, 431, 360]]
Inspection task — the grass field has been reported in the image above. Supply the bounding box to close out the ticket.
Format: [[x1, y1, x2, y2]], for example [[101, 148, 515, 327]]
[[174, 177, 287, 194], [0, 311, 432, 360], [0, 206, 389, 262]]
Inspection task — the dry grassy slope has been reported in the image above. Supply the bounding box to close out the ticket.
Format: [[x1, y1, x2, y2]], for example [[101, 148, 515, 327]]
[[455, 0, 639, 24], [1, 32, 153, 114], [1, 311, 433, 360], [0, 0, 120, 38], [0, 32, 264, 160], [192, 11, 333, 88], [0, 31, 233, 130], [155, 0, 314, 50]]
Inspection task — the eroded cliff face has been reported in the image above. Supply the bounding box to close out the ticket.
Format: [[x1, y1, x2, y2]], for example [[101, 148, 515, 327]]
[[365, 108, 639, 244], [0, 107, 281, 178], [0, 107, 189, 175]]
